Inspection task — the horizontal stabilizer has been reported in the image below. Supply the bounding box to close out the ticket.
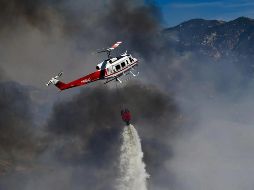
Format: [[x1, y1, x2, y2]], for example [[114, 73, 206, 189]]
[[46, 72, 63, 86]]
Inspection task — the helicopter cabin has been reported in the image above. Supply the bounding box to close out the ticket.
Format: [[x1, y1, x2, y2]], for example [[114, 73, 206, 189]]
[[109, 55, 135, 74], [96, 55, 136, 76]]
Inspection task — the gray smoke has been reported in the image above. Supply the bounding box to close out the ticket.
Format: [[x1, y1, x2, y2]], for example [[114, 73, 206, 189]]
[[0, 0, 253, 189], [0, 0, 180, 189], [45, 83, 179, 189], [0, 0, 58, 30], [0, 0, 167, 87], [0, 72, 47, 190], [0, 75, 180, 190]]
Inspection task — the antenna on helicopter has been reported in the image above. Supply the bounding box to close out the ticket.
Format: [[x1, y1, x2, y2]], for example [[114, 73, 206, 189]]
[[97, 41, 122, 59]]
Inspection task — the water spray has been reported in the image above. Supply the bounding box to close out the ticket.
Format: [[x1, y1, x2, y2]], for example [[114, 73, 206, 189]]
[[116, 125, 149, 190]]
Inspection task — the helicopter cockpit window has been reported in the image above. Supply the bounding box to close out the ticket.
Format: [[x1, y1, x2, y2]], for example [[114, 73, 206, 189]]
[[129, 57, 133, 63], [121, 62, 126, 68], [116, 65, 121, 71]]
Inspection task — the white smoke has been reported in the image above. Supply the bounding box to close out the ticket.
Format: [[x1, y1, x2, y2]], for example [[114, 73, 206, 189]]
[[116, 125, 149, 190]]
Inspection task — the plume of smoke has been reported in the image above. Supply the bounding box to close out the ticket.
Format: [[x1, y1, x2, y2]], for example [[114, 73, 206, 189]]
[[44, 83, 179, 189], [0, 73, 46, 189], [0, 0, 253, 188], [117, 125, 149, 190], [0, 0, 166, 86], [0, 80, 38, 159], [0, 0, 65, 29]]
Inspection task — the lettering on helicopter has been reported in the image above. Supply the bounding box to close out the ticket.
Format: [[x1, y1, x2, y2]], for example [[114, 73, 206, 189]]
[[81, 78, 91, 83]]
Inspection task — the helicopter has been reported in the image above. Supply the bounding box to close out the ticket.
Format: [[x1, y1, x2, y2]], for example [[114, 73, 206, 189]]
[[46, 41, 139, 91]]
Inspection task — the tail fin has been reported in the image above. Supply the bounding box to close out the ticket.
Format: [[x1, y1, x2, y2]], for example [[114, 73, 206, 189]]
[[46, 72, 66, 90], [55, 81, 68, 90]]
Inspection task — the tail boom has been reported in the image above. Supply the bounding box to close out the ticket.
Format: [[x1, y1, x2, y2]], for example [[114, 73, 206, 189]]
[[53, 71, 101, 91]]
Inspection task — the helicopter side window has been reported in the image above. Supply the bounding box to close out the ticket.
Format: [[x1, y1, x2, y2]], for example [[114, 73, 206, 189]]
[[121, 62, 126, 68], [126, 60, 129, 65], [115, 65, 121, 71], [129, 57, 133, 63]]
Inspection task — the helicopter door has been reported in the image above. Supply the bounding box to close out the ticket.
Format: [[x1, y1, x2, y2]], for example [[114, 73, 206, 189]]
[[107, 66, 113, 75]]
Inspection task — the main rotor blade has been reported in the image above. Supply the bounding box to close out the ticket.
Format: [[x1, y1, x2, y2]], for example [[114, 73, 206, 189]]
[[97, 49, 107, 53], [96, 41, 122, 55], [108, 41, 122, 50]]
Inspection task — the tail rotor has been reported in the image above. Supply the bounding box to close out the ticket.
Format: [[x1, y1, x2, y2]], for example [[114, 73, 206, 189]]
[[46, 72, 63, 86]]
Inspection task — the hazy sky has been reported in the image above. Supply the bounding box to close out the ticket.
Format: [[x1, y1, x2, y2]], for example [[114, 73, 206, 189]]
[[147, 0, 254, 26]]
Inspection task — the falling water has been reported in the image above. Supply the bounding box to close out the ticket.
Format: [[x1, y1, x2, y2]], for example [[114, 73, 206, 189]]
[[117, 125, 149, 190]]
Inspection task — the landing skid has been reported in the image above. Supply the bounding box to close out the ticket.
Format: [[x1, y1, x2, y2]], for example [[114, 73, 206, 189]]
[[104, 77, 122, 84], [104, 77, 117, 84], [130, 65, 139, 77]]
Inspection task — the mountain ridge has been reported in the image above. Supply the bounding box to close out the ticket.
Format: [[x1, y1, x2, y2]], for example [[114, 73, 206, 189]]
[[163, 17, 254, 60]]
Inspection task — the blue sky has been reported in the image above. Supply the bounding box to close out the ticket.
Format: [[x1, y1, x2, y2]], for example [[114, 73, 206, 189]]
[[147, 0, 254, 26]]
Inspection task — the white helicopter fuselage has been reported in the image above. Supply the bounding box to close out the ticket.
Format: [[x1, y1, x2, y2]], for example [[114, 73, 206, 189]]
[[96, 54, 138, 81]]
